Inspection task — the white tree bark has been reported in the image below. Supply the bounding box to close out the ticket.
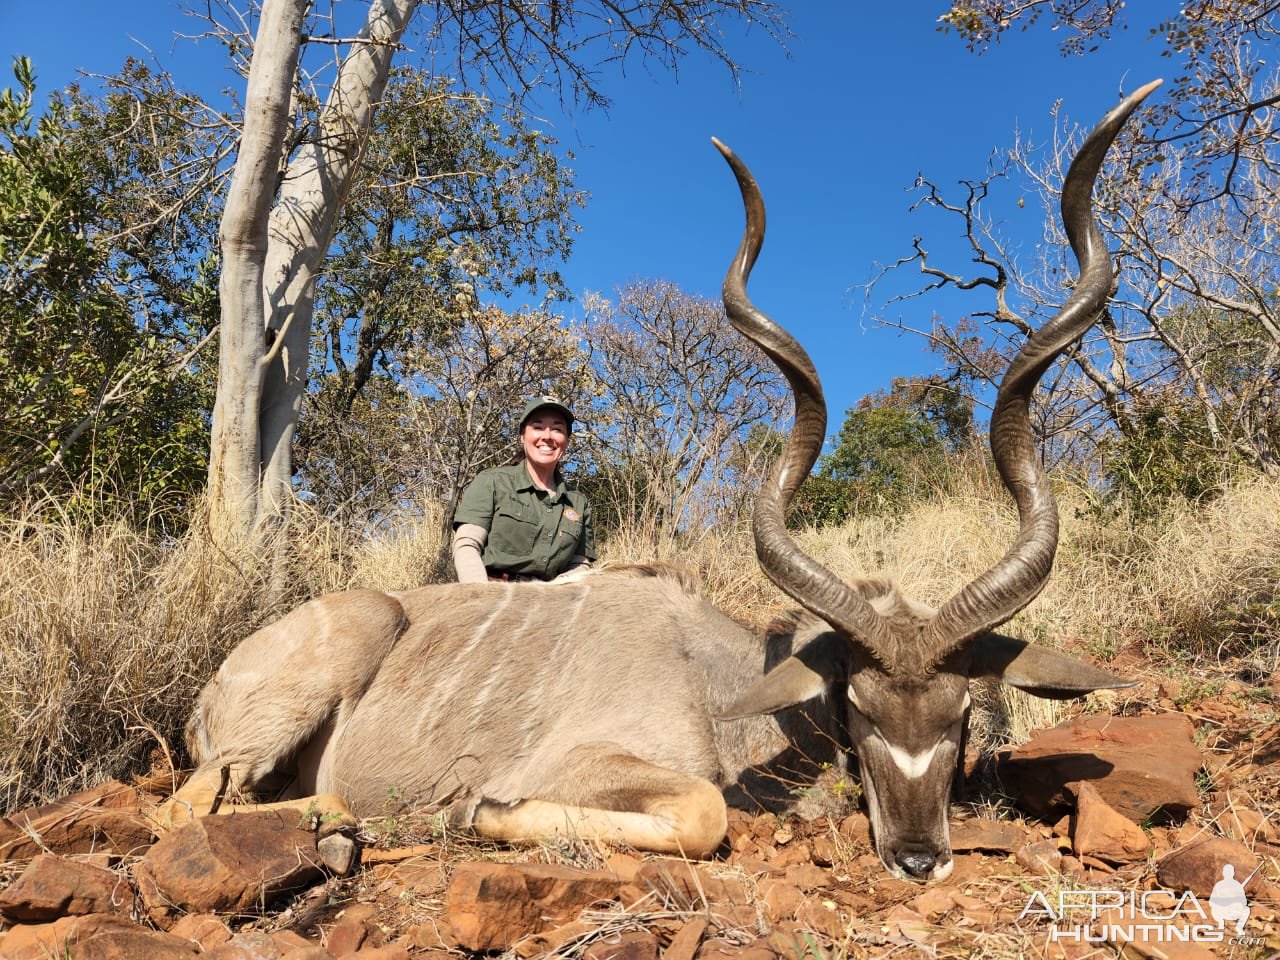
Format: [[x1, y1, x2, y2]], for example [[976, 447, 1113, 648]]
[[256, 0, 421, 525], [207, 0, 307, 540]]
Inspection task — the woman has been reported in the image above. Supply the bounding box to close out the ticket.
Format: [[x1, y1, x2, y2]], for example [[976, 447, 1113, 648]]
[[451, 396, 596, 583]]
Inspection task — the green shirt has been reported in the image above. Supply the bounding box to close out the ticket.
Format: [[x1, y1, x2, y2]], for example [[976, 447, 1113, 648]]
[[453, 463, 596, 580]]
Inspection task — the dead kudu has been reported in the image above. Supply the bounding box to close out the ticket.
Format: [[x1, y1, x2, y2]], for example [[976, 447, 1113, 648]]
[[162, 83, 1158, 881]]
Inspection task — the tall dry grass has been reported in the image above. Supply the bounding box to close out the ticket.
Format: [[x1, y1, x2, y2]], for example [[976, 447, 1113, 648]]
[[820, 476, 1279, 744], [1, 474, 1276, 811], [0, 495, 448, 812], [606, 472, 1280, 745]]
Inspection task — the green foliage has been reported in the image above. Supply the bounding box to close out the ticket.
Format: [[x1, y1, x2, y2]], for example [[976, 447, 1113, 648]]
[[2, 56, 582, 526], [937, 0, 1124, 55], [0, 58, 216, 519], [795, 377, 974, 526], [0, 57, 113, 489], [1099, 394, 1234, 515], [1097, 301, 1275, 515], [296, 70, 586, 523], [312, 69, 582, 416]]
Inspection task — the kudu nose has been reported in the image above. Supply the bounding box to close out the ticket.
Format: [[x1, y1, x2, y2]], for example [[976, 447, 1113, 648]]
[[894, 847, 937, 881]]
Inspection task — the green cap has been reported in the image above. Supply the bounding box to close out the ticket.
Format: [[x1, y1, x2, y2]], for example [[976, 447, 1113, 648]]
[[518, 396, 574, 431]]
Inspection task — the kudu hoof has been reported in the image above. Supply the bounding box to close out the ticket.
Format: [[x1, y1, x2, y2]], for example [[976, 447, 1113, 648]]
[[317, 830, 359, 875], [149, 797, 200, 834]]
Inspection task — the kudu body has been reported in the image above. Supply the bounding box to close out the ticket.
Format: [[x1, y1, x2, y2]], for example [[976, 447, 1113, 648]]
[[165, 82, 1157, 881]]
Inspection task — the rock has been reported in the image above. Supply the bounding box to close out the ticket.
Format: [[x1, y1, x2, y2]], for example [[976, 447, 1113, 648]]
[[1155, 836, 1274, 899], [1110, 923, 1219, 960], [0, 913, 168, 960], [204, 929, 282, 959], [662, 917, 708, 960], [1015, 839, 1063, 876], [203, 930, 330, 959], [316, 832, 358, 876], [838, 813, 871, 845], [731, 939, 780, 960], [133, 811, 324, 925], [348, 946, 409, 960], [781, 862, 829, 891], [771, 842, 811, 867], [1206, 791, 1272, 843], [792, 900, 847, 941], [911, 885, 959, 917], [445, 861, 621, 952], [325, 902, 379, 956], [884, 903, 931, 944], [604, 851, 642, 882], [401, 923, 454, 953], [948, 818, 1027, 853], [169, 914, 233, 951], [60, 927, 202, 959], [1071, 780, 1151, 863], [513, 920, 595, 958], [999, 713, 1202, 820], [271, 929, 315, 953], [635, 859, 748, 906], [0, 854, 127, 921], [809, 833, 838, 865], [758, 879, 803, 921], [581, 930, 659, 960], [366, 859, 447, 901], [0, 781, 153, 861]]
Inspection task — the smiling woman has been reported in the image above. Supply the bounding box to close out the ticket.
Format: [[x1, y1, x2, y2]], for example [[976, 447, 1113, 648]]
[[451, 396, 597, 583]]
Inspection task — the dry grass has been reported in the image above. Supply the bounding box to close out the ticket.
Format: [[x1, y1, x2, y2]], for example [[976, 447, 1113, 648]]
[[607, 473, 1280, 747], [0, 494, 448, 811], [2, 473, 1277, 813]]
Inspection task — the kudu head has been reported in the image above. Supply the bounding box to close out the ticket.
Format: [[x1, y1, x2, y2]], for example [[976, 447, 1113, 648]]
[[714, 80, 1160, 883]]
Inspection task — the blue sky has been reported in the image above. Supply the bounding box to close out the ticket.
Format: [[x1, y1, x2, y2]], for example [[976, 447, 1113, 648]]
[[2, 3, 1168, 432]]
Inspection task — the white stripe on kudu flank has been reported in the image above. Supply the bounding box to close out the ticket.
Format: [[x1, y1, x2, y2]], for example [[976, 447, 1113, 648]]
[[462, 586, 514, 658], [418, 587, 515, 736]]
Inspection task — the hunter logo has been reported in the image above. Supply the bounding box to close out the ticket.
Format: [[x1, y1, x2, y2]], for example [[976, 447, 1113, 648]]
[[1209, 863, 1254, 935], [1020, 859, 1266, 947]]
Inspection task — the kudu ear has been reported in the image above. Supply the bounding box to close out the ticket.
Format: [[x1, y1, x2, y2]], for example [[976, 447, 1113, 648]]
[[717, 632, 847, 720], [971, 631, 1135, 700]]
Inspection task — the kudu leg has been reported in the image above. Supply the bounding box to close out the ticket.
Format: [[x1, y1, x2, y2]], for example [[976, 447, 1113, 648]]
[[154, 589, 407, 834], [462, 744, 729, 858]]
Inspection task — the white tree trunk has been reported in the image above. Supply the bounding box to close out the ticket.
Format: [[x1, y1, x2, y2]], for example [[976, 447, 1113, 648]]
[[207, 0, 307, 541], [256, 0, 421, 525]]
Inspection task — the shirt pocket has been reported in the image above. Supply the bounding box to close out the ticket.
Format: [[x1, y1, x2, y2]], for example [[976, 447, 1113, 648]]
[[493, 506, 541, 556], [556, 513, 583, 549]]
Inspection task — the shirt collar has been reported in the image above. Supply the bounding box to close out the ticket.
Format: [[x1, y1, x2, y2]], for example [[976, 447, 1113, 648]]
[[511, 462, 565, 498]]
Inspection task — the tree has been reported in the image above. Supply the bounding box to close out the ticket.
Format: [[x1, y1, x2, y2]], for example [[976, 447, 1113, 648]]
[[581, 280, 788, 539], [879, 3, 1280, 496], [311, 67, 581, 423], [209, 0, 417, 540], [793, 376, 974, 524], [297, 304, 593, 541], [0, 58, 218, 513], [205, 0, 788, 541]]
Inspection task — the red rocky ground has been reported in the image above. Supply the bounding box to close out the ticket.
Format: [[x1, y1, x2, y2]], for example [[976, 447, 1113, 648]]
[[4, 674, 1280, 959]]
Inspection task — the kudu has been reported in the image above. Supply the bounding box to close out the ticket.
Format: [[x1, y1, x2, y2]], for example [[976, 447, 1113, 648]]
[[162, 82, 1157, 882]]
